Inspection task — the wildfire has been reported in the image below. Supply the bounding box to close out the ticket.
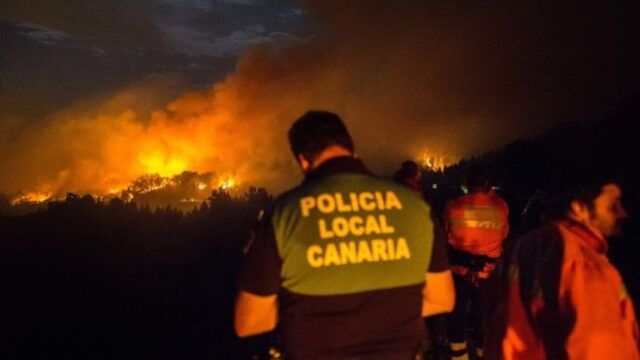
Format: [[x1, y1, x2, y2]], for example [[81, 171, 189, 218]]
[[218, 176, 237, 190], [0, 0, 528, 207], [10, 191, 52, 205], [138, 151, 189, 178], [416, 150, 457, 172], [3, 170, 240, 211], [126, 174, 176, 195]]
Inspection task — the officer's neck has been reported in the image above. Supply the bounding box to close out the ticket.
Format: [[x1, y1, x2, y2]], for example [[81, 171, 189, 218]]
[[308, 146, 353, 171]]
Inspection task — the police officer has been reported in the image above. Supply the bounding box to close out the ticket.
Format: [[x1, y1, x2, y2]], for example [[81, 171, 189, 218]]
[[235, 111, 455, 359], [444, 165, 509, 360]]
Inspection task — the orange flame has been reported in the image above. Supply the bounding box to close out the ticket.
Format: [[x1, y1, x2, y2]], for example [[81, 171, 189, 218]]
[[218, 176, 237, 190], [2, 36, 467, 200], [10, 191, 52, 205], [416, 150, 457, 172]]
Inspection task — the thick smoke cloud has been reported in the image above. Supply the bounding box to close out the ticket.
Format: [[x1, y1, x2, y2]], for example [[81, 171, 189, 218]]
[[1, 1, 639, 198], [301, 1, 640, 157]]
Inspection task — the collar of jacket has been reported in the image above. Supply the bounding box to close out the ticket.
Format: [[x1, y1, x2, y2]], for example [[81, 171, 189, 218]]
[[304, 156, 370, 181], [560, 218, 608, 254]]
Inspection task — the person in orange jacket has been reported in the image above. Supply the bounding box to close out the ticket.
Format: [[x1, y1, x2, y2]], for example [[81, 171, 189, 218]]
[[486, 176, 638, 359], [444, 165, 509, 360]]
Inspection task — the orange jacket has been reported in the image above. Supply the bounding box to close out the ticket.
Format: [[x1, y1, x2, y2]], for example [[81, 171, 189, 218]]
[[444, 189, 509, 259], [500, 220, 639, 360]]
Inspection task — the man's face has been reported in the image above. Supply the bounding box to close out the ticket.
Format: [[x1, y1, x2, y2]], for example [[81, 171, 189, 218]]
[[590, 183, 628, 237]]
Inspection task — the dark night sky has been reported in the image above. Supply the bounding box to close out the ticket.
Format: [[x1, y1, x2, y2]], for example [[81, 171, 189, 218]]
[[0, 0, 307, 120], [1, 1, 639, 196]]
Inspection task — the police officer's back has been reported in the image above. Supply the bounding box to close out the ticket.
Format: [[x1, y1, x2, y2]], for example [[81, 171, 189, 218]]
[[235, 111, 454, 359]]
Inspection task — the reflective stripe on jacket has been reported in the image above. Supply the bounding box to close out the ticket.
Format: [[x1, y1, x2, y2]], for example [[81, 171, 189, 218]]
[[444, 189, 509, 259]]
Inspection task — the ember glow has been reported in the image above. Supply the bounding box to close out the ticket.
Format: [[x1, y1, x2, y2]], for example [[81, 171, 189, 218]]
[[10, 191, 52, 206], [102, 171, 224, 208], [138, 152, 189, 178], [218, 177, 237, 190]]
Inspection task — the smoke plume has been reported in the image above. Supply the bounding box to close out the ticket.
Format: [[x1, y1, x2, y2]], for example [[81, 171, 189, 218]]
[[2, 1, 638, 199]]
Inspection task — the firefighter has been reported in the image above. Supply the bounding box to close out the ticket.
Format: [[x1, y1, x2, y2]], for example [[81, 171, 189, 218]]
[[234, 111, 455, 359], [486, 177, 638, 359], [444, 165, 509, 360]]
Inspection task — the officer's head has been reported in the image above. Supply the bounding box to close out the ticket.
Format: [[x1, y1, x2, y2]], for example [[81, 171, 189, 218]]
[[288, 111, 355, 173]]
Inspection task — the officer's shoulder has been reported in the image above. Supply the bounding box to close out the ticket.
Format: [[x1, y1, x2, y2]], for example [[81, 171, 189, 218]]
[[340, 173, 416, 193], [368, 176, 432, 208], [271, 185, 304, 210], [375, 176, 420, 195], [271, 173, 429, 207], [269, 179, 329, 214]]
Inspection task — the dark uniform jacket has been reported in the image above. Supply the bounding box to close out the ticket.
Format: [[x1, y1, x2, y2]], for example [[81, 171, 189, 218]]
[[239, 156, 448, 359]]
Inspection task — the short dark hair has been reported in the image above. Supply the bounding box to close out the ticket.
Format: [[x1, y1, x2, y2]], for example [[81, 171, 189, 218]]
[[544, 166, 620, 220], [288, 111, 355, 162]]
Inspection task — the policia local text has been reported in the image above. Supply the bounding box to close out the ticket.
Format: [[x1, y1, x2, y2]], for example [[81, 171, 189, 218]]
[[299, 191, 411, 268]]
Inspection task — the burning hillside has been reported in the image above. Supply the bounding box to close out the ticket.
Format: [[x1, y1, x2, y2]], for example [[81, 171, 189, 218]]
[[2, 2, 636, 202], [7, 170, 238, 211], [416, 150, 457, 172]]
